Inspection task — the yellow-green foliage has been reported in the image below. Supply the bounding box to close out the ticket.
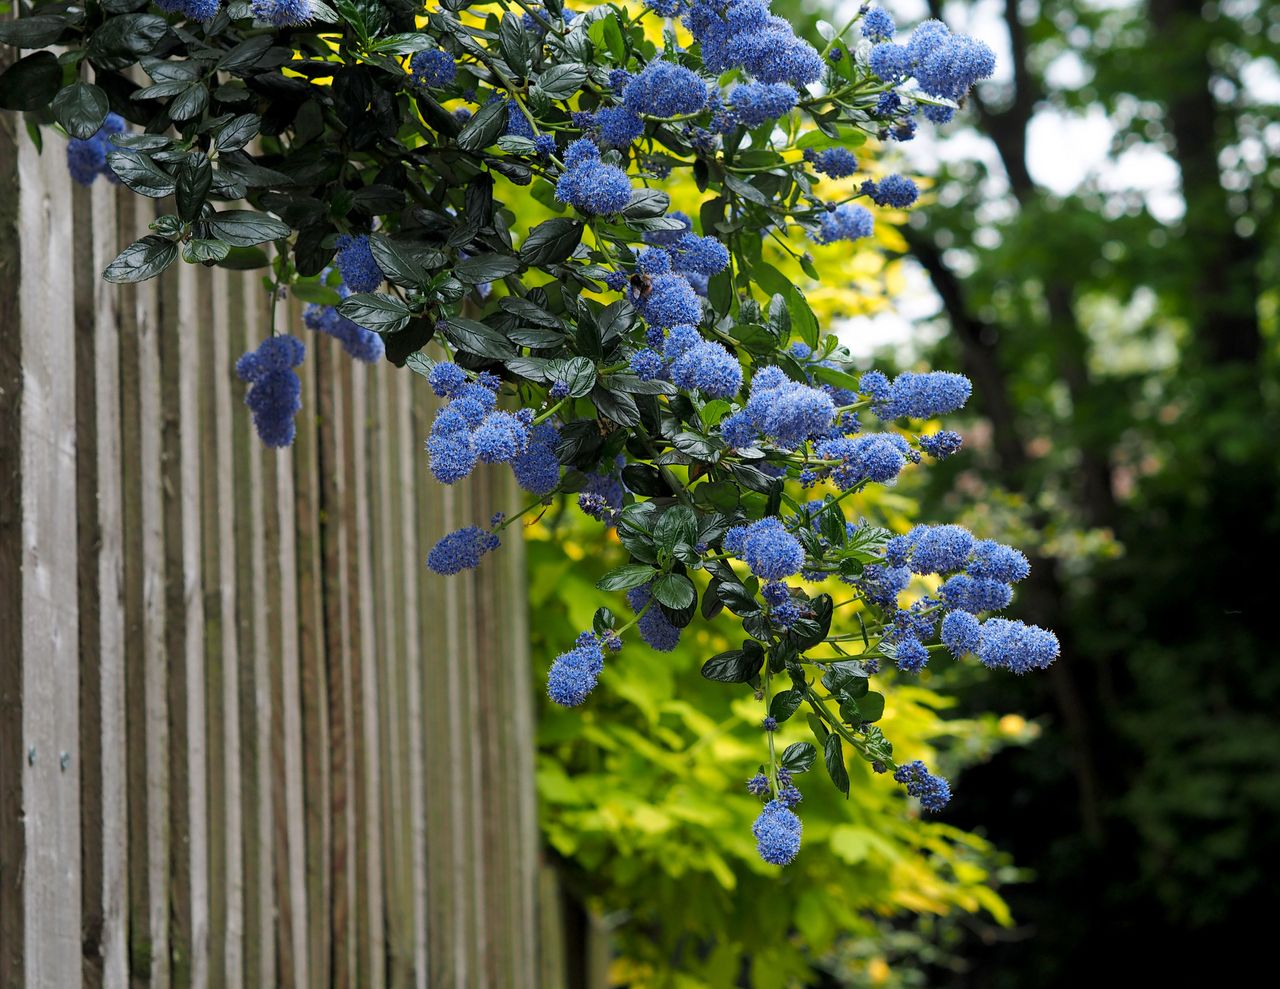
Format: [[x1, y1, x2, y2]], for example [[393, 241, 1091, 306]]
[[530, 506, 1024, 988]]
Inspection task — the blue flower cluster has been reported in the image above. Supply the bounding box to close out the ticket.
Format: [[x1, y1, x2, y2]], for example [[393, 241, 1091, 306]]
[[333, 234, 385, 294], [623, 60, 708, 117], [731, 82, 797, 127], [893, 760, 951, 811], [725, 517, 805, 580], [752, 799, 802, 865], [66, 113, 125, 186], [815, 433, 914, 487], [807, 147, 858, 178], [426, 525, 500, 575], [250, 0, 315, 27], [869, 19, 996, 124], [815, 203, 874, 244], [427, 368, 542, 485], [156, 0, 220, 21], [687, 0, 824, 86], [670, 339, 742, 397], [546, 633, 606, 706], [975, 618, 1060, 673], [409, 48, 456, 89], [303, 288, 384, 364], [235, 335, 305, 448], [874, 370, 972, 419], [862, 174, 919, 208], [511, 423, 562, 496], [737, 365, 837, 449], [555, 139, 633, 215], [861, 7, 896, 43], [626, 584, 683, 652]]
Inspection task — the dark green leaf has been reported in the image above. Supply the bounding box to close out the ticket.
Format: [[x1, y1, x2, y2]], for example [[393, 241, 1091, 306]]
[[175, 154, 213, 223], [52, 83, 109, 140], [535, 63, 588, 100], [215, 114, 260, 152], [519, 218, 583, 266], [204, 209, 290, 247], [440, 317, 516, 360], [368, 234, 430, 288], [104, 235, 178, 283], [106, 150, 176, 198], [781, 741, 817, 773], [621, 188, 670, 220], [596, 564, 658, 592], [456, 97, 507, 152], [0, 52, 61, 111], [770, 688, 804, 723], [651, 573, 695, 610], [701, 648, 763, 684], [545, 356, 596, 397], [591, 386, 641, 427], [455, 253, 520, 284], [182, 239, 231, 264], [86, 14, 169, 71], [0, 16, 70, 49], [336, 293, 412, 334], [824, 734, 850, 796]]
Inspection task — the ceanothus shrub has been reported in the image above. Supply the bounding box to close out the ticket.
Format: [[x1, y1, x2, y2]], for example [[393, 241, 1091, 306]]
[[0, 0, 1051, 867]]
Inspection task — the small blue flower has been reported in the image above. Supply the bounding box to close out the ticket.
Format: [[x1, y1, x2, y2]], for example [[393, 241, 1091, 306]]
[[895, 636, 929, 674], [879, 371, 972, 419], [334, 234, 384, 293], [726, 517, 805, 580], [533, 134, 556, 158], [939, 574, 1013, 614], [811, 148, 858, 178], [409, 48, 456, 88], [665, 233, 730, 275], [596, 106, 645, 148], [862, 7, 896, 43], [920, 429, 963, 459], [626, 585, 682, 652], [427, 525, 500, 575], [637, 248, 673, 276], [555, 142, 633, 215], [901, 524, 976, 575], [941, 610, 981, 657], [640, 273, 702, 329], [623, 60, 708, 117], [863, 174, 919, 208], [730, 82, 797, 127], [236, 335, 305, 448], [669, 340, 742, 398], [744, 367, 836, 449], [893, 760, 951, 811], [869, 42, 909, 83], [752, 799, 802, 865], [546, 637, 606, 707], [251, 0, 316, 27], [629, 349, 665, 380], [472, 411, 530, 464], [746, 772, 771, 797], [967, 540, 1031, 583], [511, 423, 562, 495], [428, 362, 467, 398], [762, 716, 778, 732], [976, 618, 1060, 673], [815, 203, 874, 244]]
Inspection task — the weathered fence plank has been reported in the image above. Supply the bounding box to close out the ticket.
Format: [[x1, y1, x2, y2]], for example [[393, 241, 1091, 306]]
[[1, 129, 543, 989]]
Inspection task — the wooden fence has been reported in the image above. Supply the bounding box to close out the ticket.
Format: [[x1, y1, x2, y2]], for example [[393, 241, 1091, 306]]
[[0, 115, 548, 988]]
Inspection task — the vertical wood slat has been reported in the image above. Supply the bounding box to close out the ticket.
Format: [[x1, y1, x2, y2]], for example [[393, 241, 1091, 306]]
[[206, 265, 242, 989], [92, 176, 131, 989], [16, 111, 82, 989], [3, 131, 545, 989]]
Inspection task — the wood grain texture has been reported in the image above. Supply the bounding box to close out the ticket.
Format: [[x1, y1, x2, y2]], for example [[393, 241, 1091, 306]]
[[18, 119, 82, 989], [1, 143, 545, 989]]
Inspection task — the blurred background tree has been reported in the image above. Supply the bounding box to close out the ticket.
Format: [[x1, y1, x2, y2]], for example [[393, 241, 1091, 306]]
[[877, 0, 1278, 983], [523, 0, 1278, 985]]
